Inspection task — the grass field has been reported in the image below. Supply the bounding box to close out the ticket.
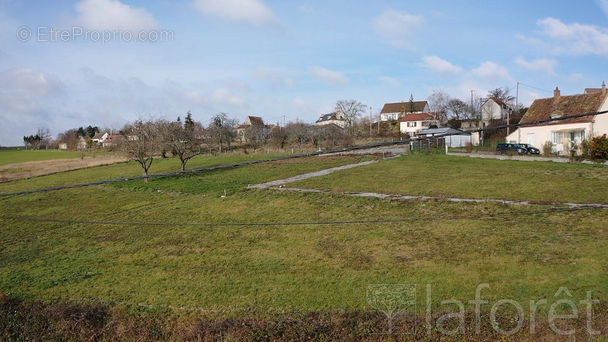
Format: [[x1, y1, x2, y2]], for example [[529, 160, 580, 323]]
[[0, 150, 110, 166], [291, 154, 608, 204], [1, 153, 608, 339]]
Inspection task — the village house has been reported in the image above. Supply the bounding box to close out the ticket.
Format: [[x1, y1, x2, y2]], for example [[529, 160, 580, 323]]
[[380, 101, 430, 121], [399, 112, 438, 135], [315, 111, 346, 128], [506, 83, 608, 155], [236, 116, 272, 143], [101, 134, 123, 148], [91, 132, 109, 144], [480, 97, 511, 126]]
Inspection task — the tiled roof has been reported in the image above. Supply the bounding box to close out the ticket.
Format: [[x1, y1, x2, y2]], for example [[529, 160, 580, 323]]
[[92, 132, 106, 139], [381, 101, 428, 114], [520, 91, 607, 126], [398, 112, 435, 122], [316, 112, 343, 123], [247, 116, 265, 126]]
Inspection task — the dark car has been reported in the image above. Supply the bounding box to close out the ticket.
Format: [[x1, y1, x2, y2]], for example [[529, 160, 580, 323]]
[[496, 143, 527, 155], [517, 143, 540, 155]]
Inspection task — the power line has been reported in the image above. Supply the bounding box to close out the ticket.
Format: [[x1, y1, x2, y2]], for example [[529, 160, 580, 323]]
[[518, 82, 554, 94], [0, 207, 596, 228]]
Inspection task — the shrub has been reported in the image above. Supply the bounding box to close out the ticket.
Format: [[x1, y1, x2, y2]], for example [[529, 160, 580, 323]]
[[464, 142, 473, 153], [587, 134, 608, 160], [542, 141, 553, 157]]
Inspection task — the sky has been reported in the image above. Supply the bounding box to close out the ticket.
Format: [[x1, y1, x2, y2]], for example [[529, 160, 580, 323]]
[[1, 0, 608, 146]]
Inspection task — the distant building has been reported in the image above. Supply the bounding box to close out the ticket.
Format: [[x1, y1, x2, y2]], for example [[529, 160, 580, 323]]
[[458, 119, 482, 146], [58, 143, 68, 150], [506, 83, 608, 155], [77, 137, 88, 150], [417, 127, 472, 147], [380, 101, 430, 121], [92, 132, 109, 144], [399, 113, 438, 135], [102, 135, 123, 148], [315, 111, 346, 128], [480, 97, 512, 126], [236, 116, 272, 142]]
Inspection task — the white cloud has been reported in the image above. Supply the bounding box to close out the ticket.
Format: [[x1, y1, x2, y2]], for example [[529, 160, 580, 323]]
[[598, 0, 608, 18], [209, 88, 245, 107], [422, 56, 462, 75], [378, 76, 400, 87], [75, 0, 158, 31], [515, 57, 557, 76], [536, 17, 608, 56], [308, 66, 348, 85], [254, 67, 294, 89], [193, 0, 279, 26], [373, 9, 423, 48], [471, 61, 512, 81]]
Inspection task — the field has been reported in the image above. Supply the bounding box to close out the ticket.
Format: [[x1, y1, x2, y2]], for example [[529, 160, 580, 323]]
[[1, 152, 608, 340], [0, 150, 109, 166]]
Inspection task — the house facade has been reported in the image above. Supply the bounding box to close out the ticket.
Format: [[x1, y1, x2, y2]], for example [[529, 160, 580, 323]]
[[236, 116, 272, 143], [481, 97, 511, 126], [92, 132, 109, 144], [399, 113, 437, 135], [506, 84, 608, 155], [315, 112, 346, 128], [380, 101, 430, 121]]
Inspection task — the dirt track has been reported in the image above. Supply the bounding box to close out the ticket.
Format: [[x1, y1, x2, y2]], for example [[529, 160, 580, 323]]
[[0, 155, 127, 182]]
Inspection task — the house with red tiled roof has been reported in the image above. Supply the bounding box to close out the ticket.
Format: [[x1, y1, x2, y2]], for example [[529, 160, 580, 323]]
[[380, 100, 430, 121], [506, 83, 608, 155], [399, 112, 438, 135], [236, 116, 272, 143]]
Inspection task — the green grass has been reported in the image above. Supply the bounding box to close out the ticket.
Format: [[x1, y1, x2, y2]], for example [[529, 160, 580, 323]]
[[290, 154, 608, 204], [0, 150, 110, 166], [0, 152, 315, 194], [1, 154, 607, 319]]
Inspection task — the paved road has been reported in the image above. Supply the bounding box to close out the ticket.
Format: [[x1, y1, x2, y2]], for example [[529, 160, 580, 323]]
[[447, 152, 608, 165]]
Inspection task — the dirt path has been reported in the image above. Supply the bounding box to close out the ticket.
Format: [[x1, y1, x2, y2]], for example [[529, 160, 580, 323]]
[[0, 155, 127, 182], [247, 160, 378, 189]]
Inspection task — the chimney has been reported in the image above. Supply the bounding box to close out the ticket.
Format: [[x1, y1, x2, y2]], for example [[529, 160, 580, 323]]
[[554, 86, 560, 102], [602, 81, 606, 95]]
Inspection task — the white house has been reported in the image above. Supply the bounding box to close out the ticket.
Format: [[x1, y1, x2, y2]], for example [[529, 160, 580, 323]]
[[380, 101, 430, 121], [91, 132, 109, 144], [480, 97, 511, 126], [315, 111, 346, 128], [399, 113, 437, 135], [506, 84, 608, 155], [418, 127, 472, 147]]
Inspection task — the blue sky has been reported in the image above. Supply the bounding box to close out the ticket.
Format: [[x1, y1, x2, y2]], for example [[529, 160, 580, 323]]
[[1, 0, 608, 145]]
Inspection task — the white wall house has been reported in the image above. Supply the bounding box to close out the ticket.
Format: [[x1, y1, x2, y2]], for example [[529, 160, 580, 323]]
[[91, 132, 108, 144], [506, 85, 608, 155], [380, 101, 430, 121], [315, 111, 346, 128], [480, 97, 511, 126], [399, 113, 437, 135]]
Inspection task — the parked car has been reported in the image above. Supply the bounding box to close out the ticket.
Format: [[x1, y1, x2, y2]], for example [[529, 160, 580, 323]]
[[517, 143, 540, 155], [496, 143, 527, 155]]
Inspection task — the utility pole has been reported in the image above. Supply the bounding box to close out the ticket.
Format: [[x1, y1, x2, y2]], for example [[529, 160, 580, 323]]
[[369, 106, 372, 137]]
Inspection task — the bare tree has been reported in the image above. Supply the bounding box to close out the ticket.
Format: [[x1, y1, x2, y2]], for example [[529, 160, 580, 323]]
[[286, 122, 310, 151], [446, 98, 470, 120], [208, 113, 237, 153], [243, 125, 269, 149], [488, 87, 515, 107], [335, 100, 366, 133], [120, 120, 164, 183], [166, 116, 203, 171], [427, 90, 450, 122]]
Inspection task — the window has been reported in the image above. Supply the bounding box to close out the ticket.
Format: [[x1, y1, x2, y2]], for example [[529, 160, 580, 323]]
[[407, 121, 416, 127], [550, 131, 563, 144]]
